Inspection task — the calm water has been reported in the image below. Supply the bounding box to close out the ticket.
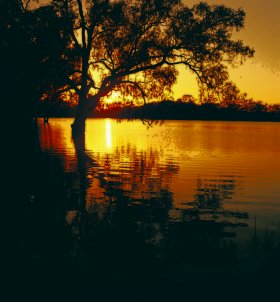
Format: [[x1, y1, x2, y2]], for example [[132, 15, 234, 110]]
[[17, 118, 280, 295]]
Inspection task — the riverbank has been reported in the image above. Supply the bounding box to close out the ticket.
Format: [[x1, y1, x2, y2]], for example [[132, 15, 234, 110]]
[[36, 100, 280, 122]]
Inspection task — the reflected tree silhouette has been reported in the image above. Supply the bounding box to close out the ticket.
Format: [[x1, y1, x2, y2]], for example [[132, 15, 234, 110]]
[[159, 175, 249, 277], [70, 133, 177, 284], [68, 133, 249, 287], [186, 176, 249, 223]]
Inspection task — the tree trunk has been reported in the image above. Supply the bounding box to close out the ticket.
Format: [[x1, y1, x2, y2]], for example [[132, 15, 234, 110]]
[[71, 94, 100, 138], [71, 115, 86, 138], [71, 93, 87, 138]]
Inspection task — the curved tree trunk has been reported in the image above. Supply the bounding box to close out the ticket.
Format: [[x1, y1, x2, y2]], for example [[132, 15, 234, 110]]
[[71, 101, 87, 138], [71, 94, 100, 138], [71, 116, 86, 138]]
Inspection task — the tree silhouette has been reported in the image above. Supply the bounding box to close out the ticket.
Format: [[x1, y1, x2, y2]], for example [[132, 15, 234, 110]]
[[50, 0, 254, 136], [1, 0, 74, 121]]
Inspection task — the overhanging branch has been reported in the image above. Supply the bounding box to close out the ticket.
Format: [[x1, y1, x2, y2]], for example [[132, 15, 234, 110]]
[[118, 80, 147, 105], [66, 77, 80, 94], [76, 0, 87, 49]]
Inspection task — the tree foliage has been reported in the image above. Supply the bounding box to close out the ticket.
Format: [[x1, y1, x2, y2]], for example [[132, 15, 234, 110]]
[[1, 0, 73, 119]]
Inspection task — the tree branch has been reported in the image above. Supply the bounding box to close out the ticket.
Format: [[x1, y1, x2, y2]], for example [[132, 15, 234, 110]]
[[66, 77, 80, 95], [55, 86, 72, 95], [90, 59, 113, 72], [71, 69, 99, 89], [118, 80, 147, 104], [20, 0, 32, 11], [116, 56, 167, 79], [64, 0, 82, 51], [76, 0, 87, 49]]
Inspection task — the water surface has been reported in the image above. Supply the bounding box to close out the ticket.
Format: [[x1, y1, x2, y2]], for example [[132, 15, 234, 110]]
[[20, 118, 280, 294]]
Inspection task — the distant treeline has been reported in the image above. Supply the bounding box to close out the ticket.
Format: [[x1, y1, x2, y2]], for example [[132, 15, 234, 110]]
[[95, 98, 280, 121], [37, 99, 280, 122], [97, 101, 280, 121], [36, 100, 75, 118]]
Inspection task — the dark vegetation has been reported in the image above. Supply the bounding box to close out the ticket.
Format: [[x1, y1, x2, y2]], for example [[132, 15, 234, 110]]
[[1, 0, 73, 123], [36, 96, 280, 122], [93, 99, 280, 121]]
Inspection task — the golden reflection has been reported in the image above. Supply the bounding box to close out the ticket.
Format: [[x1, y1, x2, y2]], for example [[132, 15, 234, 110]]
[[38, 118, 280, 226], [105, 119, 112, 149], [38, 118, 76, 172]]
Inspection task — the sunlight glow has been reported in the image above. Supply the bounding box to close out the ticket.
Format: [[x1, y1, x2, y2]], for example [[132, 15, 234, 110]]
[[104, 91, 122, 105]]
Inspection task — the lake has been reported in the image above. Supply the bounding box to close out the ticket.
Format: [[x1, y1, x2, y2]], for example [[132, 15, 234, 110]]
[[15, 118, 280, 297]]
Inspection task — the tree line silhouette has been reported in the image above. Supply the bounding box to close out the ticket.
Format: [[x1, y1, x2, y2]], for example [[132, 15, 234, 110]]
[[35, 92, 280, 122], [96, 98, 280, 121]]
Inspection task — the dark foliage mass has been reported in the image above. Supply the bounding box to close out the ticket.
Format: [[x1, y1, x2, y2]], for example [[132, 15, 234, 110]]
[[1, 0, 75, 121], [92, 99, 280, 122], [35, 93, 280, 122]]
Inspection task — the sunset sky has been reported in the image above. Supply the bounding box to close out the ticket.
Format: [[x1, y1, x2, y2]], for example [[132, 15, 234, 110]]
[[175, 0, 280, 103]]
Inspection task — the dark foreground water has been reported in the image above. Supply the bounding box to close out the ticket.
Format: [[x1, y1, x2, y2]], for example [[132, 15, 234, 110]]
[[6, 119, 280, 300]]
